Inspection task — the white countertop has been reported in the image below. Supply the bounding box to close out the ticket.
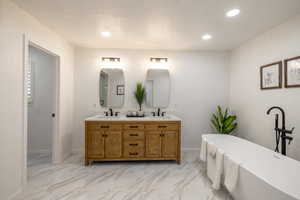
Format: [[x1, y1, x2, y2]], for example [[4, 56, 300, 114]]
[[85, 114, 181, 122]]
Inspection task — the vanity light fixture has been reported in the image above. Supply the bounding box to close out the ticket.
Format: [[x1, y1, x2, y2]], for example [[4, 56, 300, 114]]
[[101, 57, 122, 68], [101, 31, 111, 37], [202, 34, 212, 40], [102, 57, 120, 63], [150, 57, 168, 63], [226, 9, 240, 18]]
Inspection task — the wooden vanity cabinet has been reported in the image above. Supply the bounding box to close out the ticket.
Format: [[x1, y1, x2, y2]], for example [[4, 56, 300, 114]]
[[85, 121, 181, 165]]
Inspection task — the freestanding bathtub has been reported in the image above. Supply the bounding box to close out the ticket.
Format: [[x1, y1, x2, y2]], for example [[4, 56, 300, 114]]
[[202, 134, 300, 200]]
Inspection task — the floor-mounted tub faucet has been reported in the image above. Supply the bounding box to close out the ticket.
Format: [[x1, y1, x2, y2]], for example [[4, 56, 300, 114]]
[[267, 106, 294, 155]]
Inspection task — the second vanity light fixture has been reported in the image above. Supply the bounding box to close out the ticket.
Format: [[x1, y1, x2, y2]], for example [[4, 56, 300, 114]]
[[149, 57, 169, 69], [150, 57, 168, 63]]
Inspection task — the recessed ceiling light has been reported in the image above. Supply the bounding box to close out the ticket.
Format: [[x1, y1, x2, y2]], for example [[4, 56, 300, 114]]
[[226, 9, 240, 18], [101, 31, 111, 37], [202, 34, 212, 40]]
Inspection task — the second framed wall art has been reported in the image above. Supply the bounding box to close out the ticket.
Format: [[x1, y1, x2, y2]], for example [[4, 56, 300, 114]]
[[284, 56, 300, 88]]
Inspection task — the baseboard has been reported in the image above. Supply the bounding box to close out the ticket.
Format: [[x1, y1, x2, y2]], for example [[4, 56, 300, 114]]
[[7, 187, 22, 200]]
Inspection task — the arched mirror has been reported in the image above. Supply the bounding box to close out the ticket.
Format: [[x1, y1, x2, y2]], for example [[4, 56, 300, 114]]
[[145, 69, 170, 108], [99, 68, 125, 108]]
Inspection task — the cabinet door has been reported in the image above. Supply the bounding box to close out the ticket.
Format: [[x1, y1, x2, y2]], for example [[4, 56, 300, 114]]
[[145, 131, 162, 158], [105, 131, 122, 158], [87, 130, 105, 158], [162, 131, 178, 158]]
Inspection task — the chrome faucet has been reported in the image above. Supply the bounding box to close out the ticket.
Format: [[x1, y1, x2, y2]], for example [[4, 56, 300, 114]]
[[267, 106, 294, 155]]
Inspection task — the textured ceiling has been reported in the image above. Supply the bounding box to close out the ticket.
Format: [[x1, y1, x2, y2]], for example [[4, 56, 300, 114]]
[[13, 0, 300, 50]]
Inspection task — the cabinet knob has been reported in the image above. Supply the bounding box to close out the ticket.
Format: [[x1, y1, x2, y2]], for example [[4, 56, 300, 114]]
[[129, 134, 138, 137], [129, 125, 138, 128], [129, 143, 138, 146], [129, 152, 138, 155], [101, 126, 109, 128]]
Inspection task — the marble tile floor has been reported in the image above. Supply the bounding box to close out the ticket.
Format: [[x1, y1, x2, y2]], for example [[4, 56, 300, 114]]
[[15, 152, 232, 200]]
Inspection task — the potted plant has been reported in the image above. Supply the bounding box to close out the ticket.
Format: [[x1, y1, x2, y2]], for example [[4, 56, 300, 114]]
[[134, 82, 146, 111], [211, 106, 237, 134]]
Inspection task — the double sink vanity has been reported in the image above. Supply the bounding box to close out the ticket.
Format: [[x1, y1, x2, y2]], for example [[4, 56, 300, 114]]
[[85, 64, 181, 165], [85, 115, 181, 165]]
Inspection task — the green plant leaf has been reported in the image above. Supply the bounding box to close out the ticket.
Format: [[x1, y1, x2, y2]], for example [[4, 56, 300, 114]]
[[224, 108, 228, 120], [223, 123, 237, 134], [223, 116, 237, 129], [217, 106, 224, 123], [211, 106, 237, 134], [211, 118, 220, 132], [212, 114, 221, 132], [134, 82, 146, 110]]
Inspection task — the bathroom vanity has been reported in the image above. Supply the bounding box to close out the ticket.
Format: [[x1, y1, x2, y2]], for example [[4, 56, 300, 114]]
[[85, 115, 181, 165], [88, 66, 179, 165]]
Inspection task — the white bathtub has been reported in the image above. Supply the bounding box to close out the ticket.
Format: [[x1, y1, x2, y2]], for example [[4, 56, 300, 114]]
[[203, 134, 300, 200]]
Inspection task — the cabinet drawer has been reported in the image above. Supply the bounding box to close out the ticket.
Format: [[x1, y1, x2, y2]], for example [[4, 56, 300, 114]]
[[145, 124, 178, 131], [124, 131, 144, 141], [124, 124, 144, 130], [123, 141, 144, 158], [87, 123, 122, 131]]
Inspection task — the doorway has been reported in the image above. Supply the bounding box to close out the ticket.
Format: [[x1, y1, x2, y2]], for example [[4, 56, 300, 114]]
[[23, 39, 60, 184], [27, 45, 57, 167]]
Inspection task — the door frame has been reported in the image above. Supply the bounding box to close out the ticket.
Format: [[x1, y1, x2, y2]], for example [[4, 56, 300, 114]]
[[22, 35, 60, 185]]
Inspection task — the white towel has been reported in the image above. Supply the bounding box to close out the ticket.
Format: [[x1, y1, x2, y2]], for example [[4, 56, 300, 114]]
[[208, 143, 217, 159], [200, 137, 207, 162], [224, 156, 240, 193], [212, 148, 224, 190]]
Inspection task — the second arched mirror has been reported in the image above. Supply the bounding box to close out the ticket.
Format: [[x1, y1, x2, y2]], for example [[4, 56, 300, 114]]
[[145, 69, 170, 108]]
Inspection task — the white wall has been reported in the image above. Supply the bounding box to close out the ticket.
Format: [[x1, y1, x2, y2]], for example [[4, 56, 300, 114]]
[[229, 14, 300, 160], [28, 46, 56, 154], [73, 48, 230, 152], [0, 0, 74, 199]]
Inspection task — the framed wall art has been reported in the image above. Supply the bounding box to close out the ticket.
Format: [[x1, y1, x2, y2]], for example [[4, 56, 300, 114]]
[[260, 61, 282, 90], [117, 85, 125, 95]]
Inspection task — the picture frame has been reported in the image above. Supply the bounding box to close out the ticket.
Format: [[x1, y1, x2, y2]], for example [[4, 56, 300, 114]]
[[284, 56, 300, 88], [260, 61, 282, 90], [117, 85, 124, 95]]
